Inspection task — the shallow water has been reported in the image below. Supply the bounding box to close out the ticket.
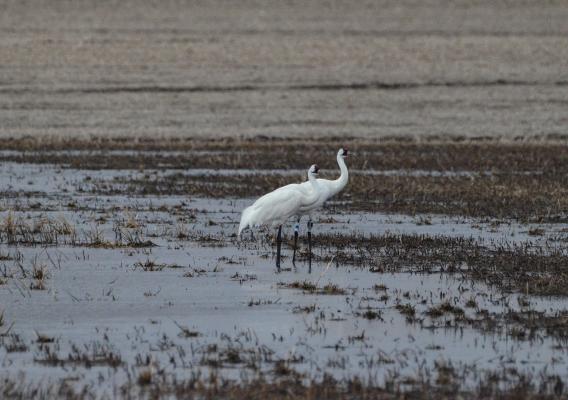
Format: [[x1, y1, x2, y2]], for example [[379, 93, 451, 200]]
[[1, 192, 567, 395], [1, 160, 568, 395]]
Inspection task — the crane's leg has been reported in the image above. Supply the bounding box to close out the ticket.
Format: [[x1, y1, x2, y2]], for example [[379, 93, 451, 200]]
[[307, 219, 313, 274], [292, 218, 300, 267], [276, 225, 282, 272]]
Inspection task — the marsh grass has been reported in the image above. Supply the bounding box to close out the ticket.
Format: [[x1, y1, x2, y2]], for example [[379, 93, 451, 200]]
[[0, 310, 14, 337], [292, 304, 317, 314], [321, 284, 348, 295], [358, 309, 383, 321], [465, 297, 478, 308], [2, 334, 28, 353], [278, 281, 348, 295], [3, 137, 566, 221], [315, 233, 568, 296], [0, 249, 14, 261], [29, 258, 49, 290], [83, 224, 113, 248], [0, 213, 78, 246], [35, 331, 55, 344], [134, 259, 165, 272], [0, 213, 159, 249], [137, 369, 153, 386], [35, 341, 123, 368], [113, 222, 155, 248], [11, 138, 565, 222], [174, 321, 200, 338], [1, 367, 566, 400], [396, 303, 417, 318], [426, 302, 466, 319], [3, 137, 567, 174]]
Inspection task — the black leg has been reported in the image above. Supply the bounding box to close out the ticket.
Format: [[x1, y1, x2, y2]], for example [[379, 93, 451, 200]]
[[292, 221, 300, 266], [307, 219, 313, 273], [276, 225, 282, 272]]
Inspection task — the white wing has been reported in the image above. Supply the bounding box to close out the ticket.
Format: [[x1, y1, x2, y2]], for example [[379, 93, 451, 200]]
[[239, 184, 308, 233], [250, 187, 302, 224], [297, 178, 333, 213]]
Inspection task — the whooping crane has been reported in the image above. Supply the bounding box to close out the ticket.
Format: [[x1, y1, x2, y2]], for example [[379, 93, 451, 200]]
[[291, 148, 349, 270], [238, 164, 321, 272]]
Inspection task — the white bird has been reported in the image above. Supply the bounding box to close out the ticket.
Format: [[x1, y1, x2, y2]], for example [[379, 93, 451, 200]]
[[291, 148, 349, 269], [238, 164, 321, 272]]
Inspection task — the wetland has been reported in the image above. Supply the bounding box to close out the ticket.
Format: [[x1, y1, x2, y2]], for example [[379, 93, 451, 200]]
[[1, 137, 567, 399]]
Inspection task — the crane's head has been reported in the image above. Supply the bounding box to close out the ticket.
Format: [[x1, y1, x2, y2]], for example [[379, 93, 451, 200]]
[[338, 148, 349, 158], [309, 164, 320, 175]]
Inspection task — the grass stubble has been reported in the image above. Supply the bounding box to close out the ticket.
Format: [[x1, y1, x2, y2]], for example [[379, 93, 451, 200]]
[[3, 136, 566, 222]]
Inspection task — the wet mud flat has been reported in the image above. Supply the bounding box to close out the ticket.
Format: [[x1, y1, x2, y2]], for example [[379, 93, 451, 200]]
[[1, 137, 568, 398]]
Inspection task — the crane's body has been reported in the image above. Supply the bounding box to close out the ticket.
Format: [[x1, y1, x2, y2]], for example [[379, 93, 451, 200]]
[[237, 148, 349, 273], [238, 165, 321, 272], [238, 166, 320, 235]]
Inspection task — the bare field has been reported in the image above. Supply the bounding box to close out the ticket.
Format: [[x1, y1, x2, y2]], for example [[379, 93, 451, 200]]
[[1, 0, 568, 140]]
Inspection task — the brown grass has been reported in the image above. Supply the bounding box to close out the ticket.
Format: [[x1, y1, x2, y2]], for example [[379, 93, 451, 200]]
[[315, 233, 568, 296], [7, 138, 562, 221]]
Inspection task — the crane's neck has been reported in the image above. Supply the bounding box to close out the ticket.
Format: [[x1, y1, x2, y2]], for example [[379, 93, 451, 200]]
[[330, 154, 348, 195], [305, 170, 321, 202], [308, 170, 320, 189]]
